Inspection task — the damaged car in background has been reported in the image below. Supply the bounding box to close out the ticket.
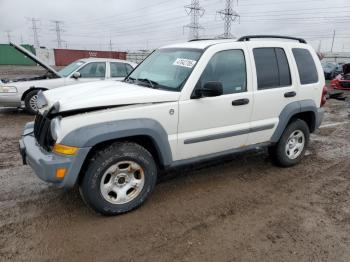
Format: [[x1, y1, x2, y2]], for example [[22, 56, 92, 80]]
[[331, 63, 350, 91], [0, 42, 136, 114]]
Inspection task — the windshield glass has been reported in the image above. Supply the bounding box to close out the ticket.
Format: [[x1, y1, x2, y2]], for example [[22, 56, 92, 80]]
[[127, 48, 203, 91], [58, 61, 85, 77]]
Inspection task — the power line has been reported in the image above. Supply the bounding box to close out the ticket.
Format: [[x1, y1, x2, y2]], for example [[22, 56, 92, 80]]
[[217, 0, 239, 39], [184, 0, 205, 40], [51, 20, 65, 48]]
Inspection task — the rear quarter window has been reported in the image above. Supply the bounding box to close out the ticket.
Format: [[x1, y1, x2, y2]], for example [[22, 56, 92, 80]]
[[292, 48, 318, 85]]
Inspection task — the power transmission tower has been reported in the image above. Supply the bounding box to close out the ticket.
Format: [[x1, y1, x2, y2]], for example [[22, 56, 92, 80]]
[[5, 30, 11, 43], [217, 0, 240, 39], [28, 18, 40, 48], [51, 20, 65, 48], [184, 0, 205, 40]]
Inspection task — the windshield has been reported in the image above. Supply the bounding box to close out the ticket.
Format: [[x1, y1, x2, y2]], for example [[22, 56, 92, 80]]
[[58, 61, 86, 77], [126, 48, 203, 91]]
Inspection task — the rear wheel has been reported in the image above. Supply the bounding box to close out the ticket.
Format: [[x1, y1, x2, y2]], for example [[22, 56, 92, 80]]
[[79, 142, 157, 215], [269, 119, 310, 167], [24, 90, 40, 114]]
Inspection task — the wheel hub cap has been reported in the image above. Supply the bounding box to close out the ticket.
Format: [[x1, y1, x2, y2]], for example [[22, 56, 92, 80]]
[[100, 161, 145, 205], [285, 130, 305, 160]]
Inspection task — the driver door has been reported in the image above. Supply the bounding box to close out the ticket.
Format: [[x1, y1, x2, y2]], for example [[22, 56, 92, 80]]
[[70, 62, 107, 84], [176, 48, 253, 161]]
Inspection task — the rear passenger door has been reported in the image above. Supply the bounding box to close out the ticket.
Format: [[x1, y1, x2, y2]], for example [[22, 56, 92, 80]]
[[248, 45, 299, 145]]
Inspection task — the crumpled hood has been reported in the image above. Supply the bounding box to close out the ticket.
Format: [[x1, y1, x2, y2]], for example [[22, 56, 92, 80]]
[[42, 80, 180, 113]]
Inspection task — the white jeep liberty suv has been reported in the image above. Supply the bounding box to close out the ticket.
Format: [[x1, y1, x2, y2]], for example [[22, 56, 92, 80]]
[[19, 35, 327, 215]]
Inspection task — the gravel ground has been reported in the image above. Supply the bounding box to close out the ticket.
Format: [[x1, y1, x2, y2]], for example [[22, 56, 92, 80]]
[[0, 69, 350, 261]]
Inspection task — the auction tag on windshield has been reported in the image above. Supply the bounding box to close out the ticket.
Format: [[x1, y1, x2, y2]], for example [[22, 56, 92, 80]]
[[173, 58, 197, 68]]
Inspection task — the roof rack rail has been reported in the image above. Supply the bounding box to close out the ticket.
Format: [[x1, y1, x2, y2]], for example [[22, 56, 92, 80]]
[[188, 38, 218, 42], [237, 35, 307, 44]]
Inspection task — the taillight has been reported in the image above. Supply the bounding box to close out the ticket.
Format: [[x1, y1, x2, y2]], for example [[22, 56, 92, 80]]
[[320, 85, 327, 107]]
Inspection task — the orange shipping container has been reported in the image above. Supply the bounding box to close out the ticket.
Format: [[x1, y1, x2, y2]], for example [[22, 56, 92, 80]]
[[54, 49, 127, 66]]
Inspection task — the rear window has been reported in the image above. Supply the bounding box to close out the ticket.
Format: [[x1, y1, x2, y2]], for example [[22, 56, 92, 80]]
[[292, 48, 318, 84], [253, 47, 291, 90]]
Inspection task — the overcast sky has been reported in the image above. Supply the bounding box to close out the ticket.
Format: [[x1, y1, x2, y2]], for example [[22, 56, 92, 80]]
[[0, 0, 349, 52]]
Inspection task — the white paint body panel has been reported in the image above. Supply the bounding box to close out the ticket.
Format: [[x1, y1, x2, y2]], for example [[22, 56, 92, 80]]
[[40, 39, 324, 163]]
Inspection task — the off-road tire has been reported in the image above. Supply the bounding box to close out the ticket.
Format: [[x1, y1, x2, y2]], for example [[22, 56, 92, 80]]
[[79, 142, 157, 216], [269, 119, 310, 167], [24, 90, 40, 115]]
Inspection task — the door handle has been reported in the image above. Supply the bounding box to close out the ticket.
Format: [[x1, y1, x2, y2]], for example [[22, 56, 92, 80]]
[[232, 98, 249, 106], [284, 91, 296, 98]]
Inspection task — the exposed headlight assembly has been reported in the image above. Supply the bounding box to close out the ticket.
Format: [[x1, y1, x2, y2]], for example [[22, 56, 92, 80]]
[[50, 117, 61, 141], [0, 86, 17, 93]]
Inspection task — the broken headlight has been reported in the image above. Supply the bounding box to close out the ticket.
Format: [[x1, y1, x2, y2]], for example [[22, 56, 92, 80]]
[[50, 117, 61, 141]]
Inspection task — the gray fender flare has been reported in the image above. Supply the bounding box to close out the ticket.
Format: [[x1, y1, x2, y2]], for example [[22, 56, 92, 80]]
[[270, 100, 318, 143], [61, 118, 173, 166]]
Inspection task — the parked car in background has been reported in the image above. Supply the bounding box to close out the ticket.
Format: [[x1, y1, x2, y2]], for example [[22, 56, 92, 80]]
[[322, 62, 337, 80], [335, 63, 344, 75], [330, 63, 350, 90], [0, 42, 136, 114]]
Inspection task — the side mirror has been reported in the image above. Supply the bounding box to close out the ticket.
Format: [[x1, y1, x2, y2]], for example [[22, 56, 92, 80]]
[[72, 72, 81, 79], [195, 81, 223, 98]]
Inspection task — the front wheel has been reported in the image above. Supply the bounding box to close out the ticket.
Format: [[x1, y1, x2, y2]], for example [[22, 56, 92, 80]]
[[269, 119, 310, 167], [24, 90, 40, 114], [79, 142, 157, 215]]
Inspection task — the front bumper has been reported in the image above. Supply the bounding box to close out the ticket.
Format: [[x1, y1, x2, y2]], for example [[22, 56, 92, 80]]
[[19, 123, 91, 188], [0, 93, 21, 107]]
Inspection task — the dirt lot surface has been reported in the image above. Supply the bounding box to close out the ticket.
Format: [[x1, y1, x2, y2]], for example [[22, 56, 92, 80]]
[[1, 91, 350, 261]]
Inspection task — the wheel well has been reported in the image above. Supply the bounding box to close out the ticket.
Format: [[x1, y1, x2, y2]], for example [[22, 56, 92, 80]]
[[77, 135, 163, 185], [21, 87, 47, 101], [289, 111, 316, 132]]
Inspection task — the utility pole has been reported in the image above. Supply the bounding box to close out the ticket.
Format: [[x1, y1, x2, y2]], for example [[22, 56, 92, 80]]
[[51, 20, 64, 48], [5, 30, 11, 43], [20, 34, 24, 44], [28, 18, 40, 48], [109, 39, 113, 52], [331, 29, 335, 52], [217, 0, 240, 39], [184, 0, 205, 40]]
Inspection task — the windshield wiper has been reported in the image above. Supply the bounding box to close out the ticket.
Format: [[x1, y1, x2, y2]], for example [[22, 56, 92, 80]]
[[136, 78, 159, 89], [124, 76, 136, 83]]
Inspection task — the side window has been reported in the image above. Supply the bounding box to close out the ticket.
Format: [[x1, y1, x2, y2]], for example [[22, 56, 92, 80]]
[[110, 62, 127, 77], [78, 62, 106, 78], [125, 64, 134, 75], [253, 48, 291, 90], [198, 49, 247, 94], [292, 48, 318, 84]]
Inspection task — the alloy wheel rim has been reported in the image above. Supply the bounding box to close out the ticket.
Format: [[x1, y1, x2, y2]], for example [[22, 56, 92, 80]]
[[100, 161, 145, 205], [29, 95, 38, 111], [285, 130, 305, 160]]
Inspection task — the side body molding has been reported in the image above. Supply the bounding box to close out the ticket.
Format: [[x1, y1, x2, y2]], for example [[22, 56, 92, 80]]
[[270, 100, 318, 143], [61, 118, 173, 166]]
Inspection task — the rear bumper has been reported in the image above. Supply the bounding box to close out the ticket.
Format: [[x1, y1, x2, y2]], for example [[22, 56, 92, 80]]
[[0, 93, 21, 107], [19, 123, 91, 188]]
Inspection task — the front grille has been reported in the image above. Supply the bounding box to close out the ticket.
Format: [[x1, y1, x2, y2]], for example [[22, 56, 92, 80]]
[[34, 113, 54, 151], [340, 82, 350, 88]]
